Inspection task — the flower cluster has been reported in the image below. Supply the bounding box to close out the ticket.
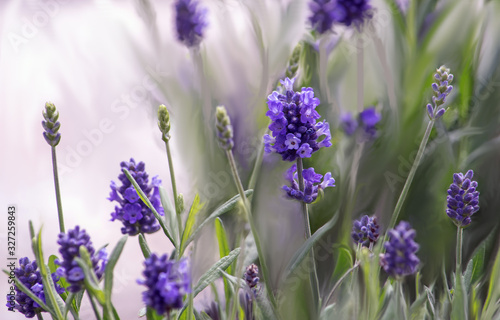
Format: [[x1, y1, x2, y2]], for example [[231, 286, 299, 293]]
[[175, 0, 207, 48], [137, 254, 190, 315], [215, 106, 234, 150], [446, 170, 480, 227], [309, 0, 373, 34], [380, 221, 420, 278], [283, 164, 335, 203], [244, 264, 260, 293], [341, 107, 381, 141], [427, 65, 453, 119], [264, 78, 332, 161], [108, 158, 164, 236], [351, 215, 380, 247], [42, 102, 61, 147], [56, 226, 107, 293], [6, 257, 64, 318]]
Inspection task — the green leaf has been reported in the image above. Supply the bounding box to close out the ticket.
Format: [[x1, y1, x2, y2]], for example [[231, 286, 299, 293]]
[[451, 271, 468, 320], [285, 213, 338, 277], [123, 168, 177, 247], [255, 288, 279, 320], [470, 238, 486, 285], [186, 190, 253, 245], [180, 194, 204, 257], [74, 257, 106, 305], [424, 286, 436, 318], [330, 244, 353, 283], [159, 186, 178, 245], [215, 218, 232, 308], [481, 247, 500, 320], [138, 234, 151, 259], [104, 236, 128, 310], [463, 259, 474, 292], [409, 292, 428, 320]]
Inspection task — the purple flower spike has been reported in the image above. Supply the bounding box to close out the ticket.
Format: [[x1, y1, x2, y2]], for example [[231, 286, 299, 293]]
[[309, 0, 373, 33], [264, 78, 331, 161], [380, 221, 420, 278], [446, 170, 479, 227], [108, 158, 164, 236], [6, 257, 65, 318], [137, 254, 190, 315], [283, 165, 335, 203], [427, 66, 454, 119], [56, 226, 107, 293], [175, 0, 207, 48], [244, 264, 260, 295], [351, 215, 380, 247]]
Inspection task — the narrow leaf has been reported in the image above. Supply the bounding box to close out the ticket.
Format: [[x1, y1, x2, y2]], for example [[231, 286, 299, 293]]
[[215, 218, 232, 306], [481, 247, 500, 319], [104, 236, 128, 307], [138, 234, 151, 259], [74, 257, 106, 305], [451, 271, 468, 320], [180, 194, 204, 257], [194, 248, 241, 296], [159, 186, 178, 245]]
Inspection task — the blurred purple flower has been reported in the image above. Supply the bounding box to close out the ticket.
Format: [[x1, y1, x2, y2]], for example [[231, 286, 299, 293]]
[[359, 106, 381, 140], [137, 254, 190, 315], [446, 170, 479, 227], [108, 158, 164, 236], [175, 0, 207, 48], [380, 221, 419, 278], [351, 215, 380, 247], [309, 0, 373, 33], [340, 112, 358, 135], [283, 164, 335, 203], [264, 78, 331, 161]]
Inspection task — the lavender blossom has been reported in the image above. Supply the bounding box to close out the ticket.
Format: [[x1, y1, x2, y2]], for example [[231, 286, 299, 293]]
[[137, 254, 190, 315], [341, 107, 381, 141], [264, 78, 332, 161], [351, 215, 380, 247], [42, 102, 61, 147], [215, 106, 234, 150], [427, 65, 453, 119], [309, 0, 373, 33], [56, 226, 107, 293], [282, 164, 335, 203], [244, 264, 260, 293], [175, 0, 207, 48], [108, 158, 164, 236], [446, 170, 480, 227], [340, 112, 358, 135], [6, 257, 64, 318], [380, 221, 420, 278]]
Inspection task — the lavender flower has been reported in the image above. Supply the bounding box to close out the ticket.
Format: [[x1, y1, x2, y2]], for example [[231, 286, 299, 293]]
[[244, 264, 260, 293], [56, 226, 107, 293], [340, 112, 358, 135], [175, 0, 207, 48], [427, 65, 454, 119], [137, 254, 190, 315], [341, 107, 381, 140], [282, 164, 335, 203], [309, 0, 373, 33], [380, 221, 419, 278], [264, 78, 332, 161], [108, 158, 164, 236], [351, 215, 380, 247], [215, 106, 234, 150], [446, 170, 480, 227], [42, 102, 61, 147], [6, 257, 64, 318]]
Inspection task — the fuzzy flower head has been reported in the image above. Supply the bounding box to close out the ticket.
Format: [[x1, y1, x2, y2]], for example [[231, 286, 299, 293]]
[[446, 170, 479, 227], [351, 215, 380, 247], [282, 164, 335, 203], [244, 264, 260, 294], [56, 226, 107, 293], [309, 0, 373, 33], [264, 78, 332, 161], [108, 158, 164, 236], [42, 102, 61, 147], [380, 221, 420, 278], [6, 257, 65, 318], [137, 254, 190, 315], [215, 106, 234, 150], [427, 65, 454, 119], [175, 0, 207, 48], [341, 107, 381, 141]]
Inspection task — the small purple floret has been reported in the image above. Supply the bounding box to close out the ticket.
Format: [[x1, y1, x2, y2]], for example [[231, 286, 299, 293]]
[[282, 164, 335, 203]]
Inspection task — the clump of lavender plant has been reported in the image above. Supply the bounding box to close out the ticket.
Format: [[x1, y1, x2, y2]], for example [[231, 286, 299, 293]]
[[56, 226, 107, 293], [215, 106, 234, 150], [351, 215, 380, 247], [137, 253, 190, 316], [427, 65, 454, 119], [108, 158, 164, 236], [341, 106, 381, 141], [308, 0, 373, 33], [175, 0, 207, 48], [380, 221, 419, 278], [264, 77, 332, 161], [446, 170, 479, 227], [6, 257, 64, 318], [282, 164, 335, 203]]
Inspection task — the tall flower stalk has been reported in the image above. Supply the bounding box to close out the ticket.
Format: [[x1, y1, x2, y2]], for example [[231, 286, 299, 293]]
[[42, 102, 65, 233]]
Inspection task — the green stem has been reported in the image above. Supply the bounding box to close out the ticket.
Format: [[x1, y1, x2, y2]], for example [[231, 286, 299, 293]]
[[87, 291, 102, 320], [225, 149, 278, 312], [296, 158, 321, 310], [381, 119, 435, 256], [164, 140, 183, 246], [322, 261, 360, 309], [51, 146, 65, 233], [456, 226, 463, 275], [248, 126, 270, 190], [357, 36, 364, 113], [396, 281, 407, 320]]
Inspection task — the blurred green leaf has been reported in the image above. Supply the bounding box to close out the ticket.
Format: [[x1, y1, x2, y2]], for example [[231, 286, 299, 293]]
[[159, 186, 178, 244], [194, 248, 241, 296], [215, 218, 232, 308], [180, 194, 204, 257], [481, 247, 500, 320], [330, 244, 353, 283], [104, 236, 128, 314], [451, 271, 468, 320], [74, 256, 105, 305]]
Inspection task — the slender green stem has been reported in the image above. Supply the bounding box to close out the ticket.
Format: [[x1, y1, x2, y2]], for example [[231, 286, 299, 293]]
[[164, 141, 183, 245], [296, 158, 321, 310], [248, 125, 270, 190], [456, 226, 463, 275], [36, 312, 44, 320], [396, 281, 407, 320], [381, 119, 435, 257], [322, 261, 360, 309], [51, 146, 65, 233], [225, 149, 278, 311], [357, 36, 364, 113], [87, 291, 102, 320]]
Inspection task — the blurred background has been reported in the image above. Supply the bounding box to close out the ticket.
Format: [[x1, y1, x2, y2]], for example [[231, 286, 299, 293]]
[[1, 0, 500, 319]]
